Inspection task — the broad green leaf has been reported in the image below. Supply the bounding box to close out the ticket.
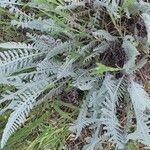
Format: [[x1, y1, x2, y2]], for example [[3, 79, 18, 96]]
[[125, 141, 138, 150], [91, 63, 121, 75]]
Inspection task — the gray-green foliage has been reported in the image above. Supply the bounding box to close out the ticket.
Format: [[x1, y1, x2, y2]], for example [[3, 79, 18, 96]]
[[0, 0, 150, 149]]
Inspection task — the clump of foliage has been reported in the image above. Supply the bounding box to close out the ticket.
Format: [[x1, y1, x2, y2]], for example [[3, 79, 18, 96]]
[[0, 0, 150, 149]]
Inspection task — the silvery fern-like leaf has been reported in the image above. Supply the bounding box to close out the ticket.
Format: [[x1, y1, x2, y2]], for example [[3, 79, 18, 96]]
[[0, 76, 52, 105], [78, 41, 97, 56], [93, 41, 110, 52], [107, 0, 121, 18], [69, 98, 96, 138], [0, 76, 23, 87], [0, 42, 35, 50], [94, 0, 107, 7], [10, 6, 34, 19], [132, 56, 148, 71], [11, 7, 57, 32], [36, 82, 65, 106], [93, 10, 101, 24], [37, 59, 60, 75], [28, 0, 50, 11], [84, 51, 101, 62], [101, 98, 125, 149], [128, 80, 150, 112], [122, 36, 139, 72], [0, 73, 39, 88], [46, 41, 72, 59], [27, 33, 56, 47], [84, 42, 109, 62], [94, 0, 121, 18], [0, 77, 55, 148], [83, 125, 103, 150], [0, 0, 21, 8], [127, 111, 150, 148], [88, 87, 107, 122], [0, 70, 48, 88], [142, 13, 150, 44], [0, 49, 45, 76], [139, 0, 150, 13], [100, 75, 125, 149], [73, 74, 97, 91], [57, 58, 75, 79], [72, 75, 126, 149], [26, 33, 58, 51], [131, 1, 150, 14], [69, 100, 87, 138], [92, 30, 117, 41], [12, 18, 57, 32], [71, 10, 90, 21], [117, 75, 128, 99], [0, 89, 37, 115], [56, 0, 85, 10], [127, 80, 150, 147], [1, 93, 39, 148], [0, 73, 57, 106], [83, 138, 103, 150]]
